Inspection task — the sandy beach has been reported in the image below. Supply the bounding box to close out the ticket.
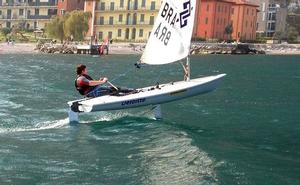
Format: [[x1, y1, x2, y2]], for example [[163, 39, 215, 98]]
[[1, 42, 300, 55]]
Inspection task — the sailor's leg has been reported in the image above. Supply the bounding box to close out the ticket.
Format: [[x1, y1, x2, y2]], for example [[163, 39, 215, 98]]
[[153, 105, 162, 120], [68, 108, 79, 123]]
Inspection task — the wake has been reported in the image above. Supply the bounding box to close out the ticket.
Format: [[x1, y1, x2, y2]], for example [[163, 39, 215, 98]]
[[79, 110, 155, 124], [0, 118, 69, 133]]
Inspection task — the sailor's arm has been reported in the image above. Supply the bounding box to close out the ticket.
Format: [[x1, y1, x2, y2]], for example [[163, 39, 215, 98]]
[[88, 77, 108, 86]]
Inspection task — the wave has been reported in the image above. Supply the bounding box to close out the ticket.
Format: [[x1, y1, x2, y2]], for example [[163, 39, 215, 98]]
[[0, 118, 69, 134], [79, 110, 155, 124], [135, 130, 219, 185]]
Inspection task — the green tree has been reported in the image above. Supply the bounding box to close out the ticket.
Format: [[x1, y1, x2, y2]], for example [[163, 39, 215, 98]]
[[64, 11, 91, 41], [287, 25, 299, 43], [224, 24, 233, 41], [45, 16, 65, 43], [273, 31, 284, 41], [0, 27, 11, 37]]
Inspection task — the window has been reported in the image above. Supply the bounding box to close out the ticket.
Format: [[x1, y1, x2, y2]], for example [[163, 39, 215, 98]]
[[267, 22, 275, 31], [108, 31, 112, 39], [100, 2, 105, 10], [6, 22, 11, 28], [109, 16, 114, 25], [35, 8, 39, 15], [141, 0, 146, 7], [139, 29, 143, 37], [247, 8, 249, 15], [205, 17, 208, 24], [118, 29, 122, 37], [99, 16, 104, 25], [134, 0, 138, 10], [206, 4, 209, 11], [218, 5, 220, 12], [110, 2, 114, 11], [120, 0, 124, 8], [140, 14, 144, 22], [150, 1, 155, 10], [19, 9, 24, 16], [150, 16, 154, 25], [231, 8, 234, 14], [268, 13, 276, 21], [60, 9, 65, 15], [0, 10, 2, 16], [119, 14, 123, 22], [245, 21, 248, 28], [99, 32, 103, 40]]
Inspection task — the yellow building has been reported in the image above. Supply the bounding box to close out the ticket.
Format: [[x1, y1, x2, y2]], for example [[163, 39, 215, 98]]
[[0, 0, 57, 30], [85, 0, 162, 42]]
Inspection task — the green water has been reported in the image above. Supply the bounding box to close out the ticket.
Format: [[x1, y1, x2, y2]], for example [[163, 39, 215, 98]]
[[0, 54, 299, 185]]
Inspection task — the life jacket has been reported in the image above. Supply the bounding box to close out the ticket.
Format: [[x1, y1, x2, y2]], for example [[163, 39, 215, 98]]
[[75, 74, 94, 95]]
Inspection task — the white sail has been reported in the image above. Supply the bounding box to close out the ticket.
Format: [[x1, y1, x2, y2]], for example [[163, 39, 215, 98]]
[[140, 0, 196, 65]]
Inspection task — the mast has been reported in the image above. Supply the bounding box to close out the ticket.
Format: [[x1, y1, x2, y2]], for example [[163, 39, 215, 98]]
[[181, 56, 190, 81], [186, 56, 190, 81]]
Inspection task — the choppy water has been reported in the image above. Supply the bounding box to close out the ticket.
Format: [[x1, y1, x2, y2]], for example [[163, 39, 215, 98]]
[[0, 54, 299, 184]]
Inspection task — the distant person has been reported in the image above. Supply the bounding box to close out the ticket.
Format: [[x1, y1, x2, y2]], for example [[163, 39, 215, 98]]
[[75, 64, 111, 98]]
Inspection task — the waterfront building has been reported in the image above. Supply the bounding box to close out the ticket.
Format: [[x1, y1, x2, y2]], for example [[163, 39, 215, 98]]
[[195, 0, 233, 40], [0, 0, 57, 29], [249, 0, 288, 37], [84, 0, 161, 42], [57, 0, 84, 16], [194, 0, 258, 41], [230, 0, 259, 41]]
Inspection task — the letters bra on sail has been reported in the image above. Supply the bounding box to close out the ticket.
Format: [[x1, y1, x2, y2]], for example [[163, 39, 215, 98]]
[[140, 0, 196, 65]]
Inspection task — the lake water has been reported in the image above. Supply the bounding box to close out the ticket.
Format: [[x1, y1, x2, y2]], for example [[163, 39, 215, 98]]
[[0, 54, 299, 184]]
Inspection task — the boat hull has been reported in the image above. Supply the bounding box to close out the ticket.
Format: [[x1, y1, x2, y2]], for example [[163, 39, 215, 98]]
[[68, 74, 226, 113]]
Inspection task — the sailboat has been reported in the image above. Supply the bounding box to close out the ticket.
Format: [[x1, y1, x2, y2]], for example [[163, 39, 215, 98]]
[[68, 0, 226, 122]]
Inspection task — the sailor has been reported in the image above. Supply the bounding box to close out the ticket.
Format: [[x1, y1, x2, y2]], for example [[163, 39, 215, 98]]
[[75, 64, 111, 97]]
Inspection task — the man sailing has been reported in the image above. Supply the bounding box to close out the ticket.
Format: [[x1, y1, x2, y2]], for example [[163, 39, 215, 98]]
[[75, 64, 112, 97]]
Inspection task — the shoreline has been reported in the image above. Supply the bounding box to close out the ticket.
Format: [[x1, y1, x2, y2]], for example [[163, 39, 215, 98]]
[[1, 42, 300, 55]]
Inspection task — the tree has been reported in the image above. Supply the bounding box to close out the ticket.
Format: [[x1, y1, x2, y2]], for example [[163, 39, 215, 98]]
[[11, 23, 29, 41], [64, 11, 91, 41], [45, 16, 65, 43], [287, 25, 299, 43], [273, 31, 284, 41], [224, 24, 233, 41], [0, 27, 11, 37]]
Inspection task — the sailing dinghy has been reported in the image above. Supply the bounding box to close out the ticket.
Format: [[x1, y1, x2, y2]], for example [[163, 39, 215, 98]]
[[68, 0, 226, 122]]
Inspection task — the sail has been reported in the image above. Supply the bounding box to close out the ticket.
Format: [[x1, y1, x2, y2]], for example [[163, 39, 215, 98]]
[[140, 0, 196, 65]]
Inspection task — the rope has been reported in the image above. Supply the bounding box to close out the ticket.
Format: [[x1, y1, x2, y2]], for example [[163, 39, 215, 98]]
[[109, 66, 136, 83], [137, 105, 157, 116]]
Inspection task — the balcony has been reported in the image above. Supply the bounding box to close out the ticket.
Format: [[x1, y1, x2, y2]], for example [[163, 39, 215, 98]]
[[95, 6, 159, 12], [0, 2, 57, 7], [1, 2, 27, 7], [27, 2, 57, 7], [94, 21, 154, 26], [0, 15, 26, 20], [27, 15, 53, 19]]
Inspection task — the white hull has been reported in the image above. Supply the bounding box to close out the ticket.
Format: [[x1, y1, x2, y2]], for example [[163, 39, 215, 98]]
[[68, 74, 226, 113]]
